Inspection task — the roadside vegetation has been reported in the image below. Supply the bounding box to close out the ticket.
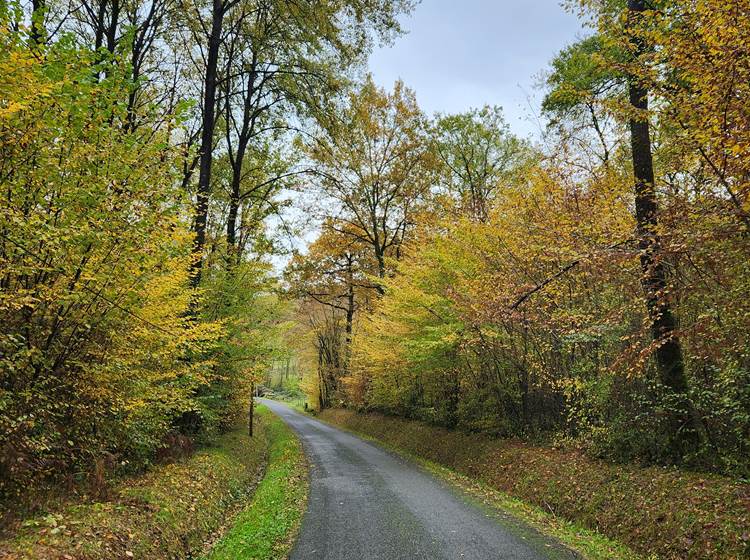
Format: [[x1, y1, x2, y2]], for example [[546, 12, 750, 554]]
[[0, 406, 309, 560], [288, 0, 750, 492], [285, 5, 750, 552], [0, 0, 410, 528], [203, 404, 307, 560], [0, 410, 273, 559], [261, 360, 307, 412], [320, 409, 749, 560], [2, 0, 749, 557]]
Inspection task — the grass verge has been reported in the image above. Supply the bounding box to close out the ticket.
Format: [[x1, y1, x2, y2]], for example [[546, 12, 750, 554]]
[[202, 404, 308, 560], [0, 410, 272, 560], [320, 409, 749, 560], [417, 455, 648, 560]]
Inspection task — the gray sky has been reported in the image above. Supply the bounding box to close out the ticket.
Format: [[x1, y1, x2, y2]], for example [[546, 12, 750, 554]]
[[368, 0, 587, 139], [273, 2, 587, 269]]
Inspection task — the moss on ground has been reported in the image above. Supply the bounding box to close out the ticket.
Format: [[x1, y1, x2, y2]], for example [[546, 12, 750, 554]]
[[320, 408, 750, 560]]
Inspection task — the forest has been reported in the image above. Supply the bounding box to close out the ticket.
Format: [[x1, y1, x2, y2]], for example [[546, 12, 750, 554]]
[[0, 0, 414, 502], [0, 0, 749, 557], [290, 0, 750, 477]]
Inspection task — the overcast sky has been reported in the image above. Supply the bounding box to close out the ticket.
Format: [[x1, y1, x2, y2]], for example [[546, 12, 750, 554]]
[[368, 0, 588, 139], [273, 2, 588, 267]]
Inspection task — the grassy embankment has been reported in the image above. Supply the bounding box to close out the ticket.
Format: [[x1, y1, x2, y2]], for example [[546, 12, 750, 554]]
[[320, 409, 749, 560], [202, 403, 307, 560], [0, 405, 307, 560]]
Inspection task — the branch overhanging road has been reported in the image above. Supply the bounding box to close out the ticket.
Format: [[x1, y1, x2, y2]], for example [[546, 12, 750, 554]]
[[261, 399, 579, 560]]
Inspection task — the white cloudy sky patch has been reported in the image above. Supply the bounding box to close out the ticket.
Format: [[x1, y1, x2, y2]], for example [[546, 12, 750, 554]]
[[368, 0, 587, 138]]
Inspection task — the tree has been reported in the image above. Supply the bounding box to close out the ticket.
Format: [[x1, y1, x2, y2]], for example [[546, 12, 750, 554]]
[[306, 77, 434, 283], [542, 35, 624, 166], [432, 106, 533, 222], [624, 0, 696, 452], [188, 0, 231, 287], [287, 0, 750, 476], [0, 30, 221, 500], [219, 0, 335, 264], [553, 0, 705, 455], [2, 0, 427, 510], [185, 0, 417, 286], [285, 223, 377, 406], [634, 0, 750, 231]]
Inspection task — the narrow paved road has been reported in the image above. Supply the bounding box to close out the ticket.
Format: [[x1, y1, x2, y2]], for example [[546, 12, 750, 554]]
[[261, 399, 578, 560]]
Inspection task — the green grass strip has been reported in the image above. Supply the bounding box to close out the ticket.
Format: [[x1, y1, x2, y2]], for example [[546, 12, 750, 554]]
[[203, 404, 308, 560]]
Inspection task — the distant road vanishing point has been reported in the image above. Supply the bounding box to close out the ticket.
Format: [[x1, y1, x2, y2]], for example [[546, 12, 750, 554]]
[[261, 399, 579, 560]]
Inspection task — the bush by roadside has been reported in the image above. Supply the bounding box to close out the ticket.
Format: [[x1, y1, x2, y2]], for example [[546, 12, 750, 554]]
[[320, 409, 750, 560], [0, 409, 273, 560]]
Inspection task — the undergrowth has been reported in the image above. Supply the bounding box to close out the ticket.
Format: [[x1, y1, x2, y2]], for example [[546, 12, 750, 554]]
[[0, 410, 272, 560]]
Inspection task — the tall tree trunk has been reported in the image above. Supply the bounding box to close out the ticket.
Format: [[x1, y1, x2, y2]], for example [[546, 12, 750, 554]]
[[226, 178, 240, 257], [226, 147, 246, 265], [627, 0, 697, 452], [105, 0, 120, 54], [343, 253, 355, 373], [30, 0, 45, 46], [374, 245, 386, 295], [317, 336, 328, 408], [93, 0, 106, 51], [225, 50, 258, 263], [345, 282, 354, 341], [190, 0, 223, 288]]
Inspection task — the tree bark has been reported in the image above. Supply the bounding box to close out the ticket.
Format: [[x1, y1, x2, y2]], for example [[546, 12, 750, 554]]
[[226, 182, 240, 252], [225, 50, 258, 262], [191, 0, 224, 288], [374, 246, 386, 295], [627, 0, 697, 452], [317, 336, 328, 408], [30, 0, 45, 46], [104, 0, 120, 54], [343, 253, 355, 373]]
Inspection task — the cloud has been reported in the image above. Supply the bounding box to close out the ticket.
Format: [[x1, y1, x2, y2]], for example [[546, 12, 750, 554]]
[[368, 0, 586, 138]]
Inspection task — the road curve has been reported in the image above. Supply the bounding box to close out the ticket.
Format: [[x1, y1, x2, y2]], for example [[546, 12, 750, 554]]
[[261, 399, 578, 560]]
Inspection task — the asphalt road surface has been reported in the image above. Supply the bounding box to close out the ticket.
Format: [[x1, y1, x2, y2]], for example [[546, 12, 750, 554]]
[[261, 399, 578, 560]]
